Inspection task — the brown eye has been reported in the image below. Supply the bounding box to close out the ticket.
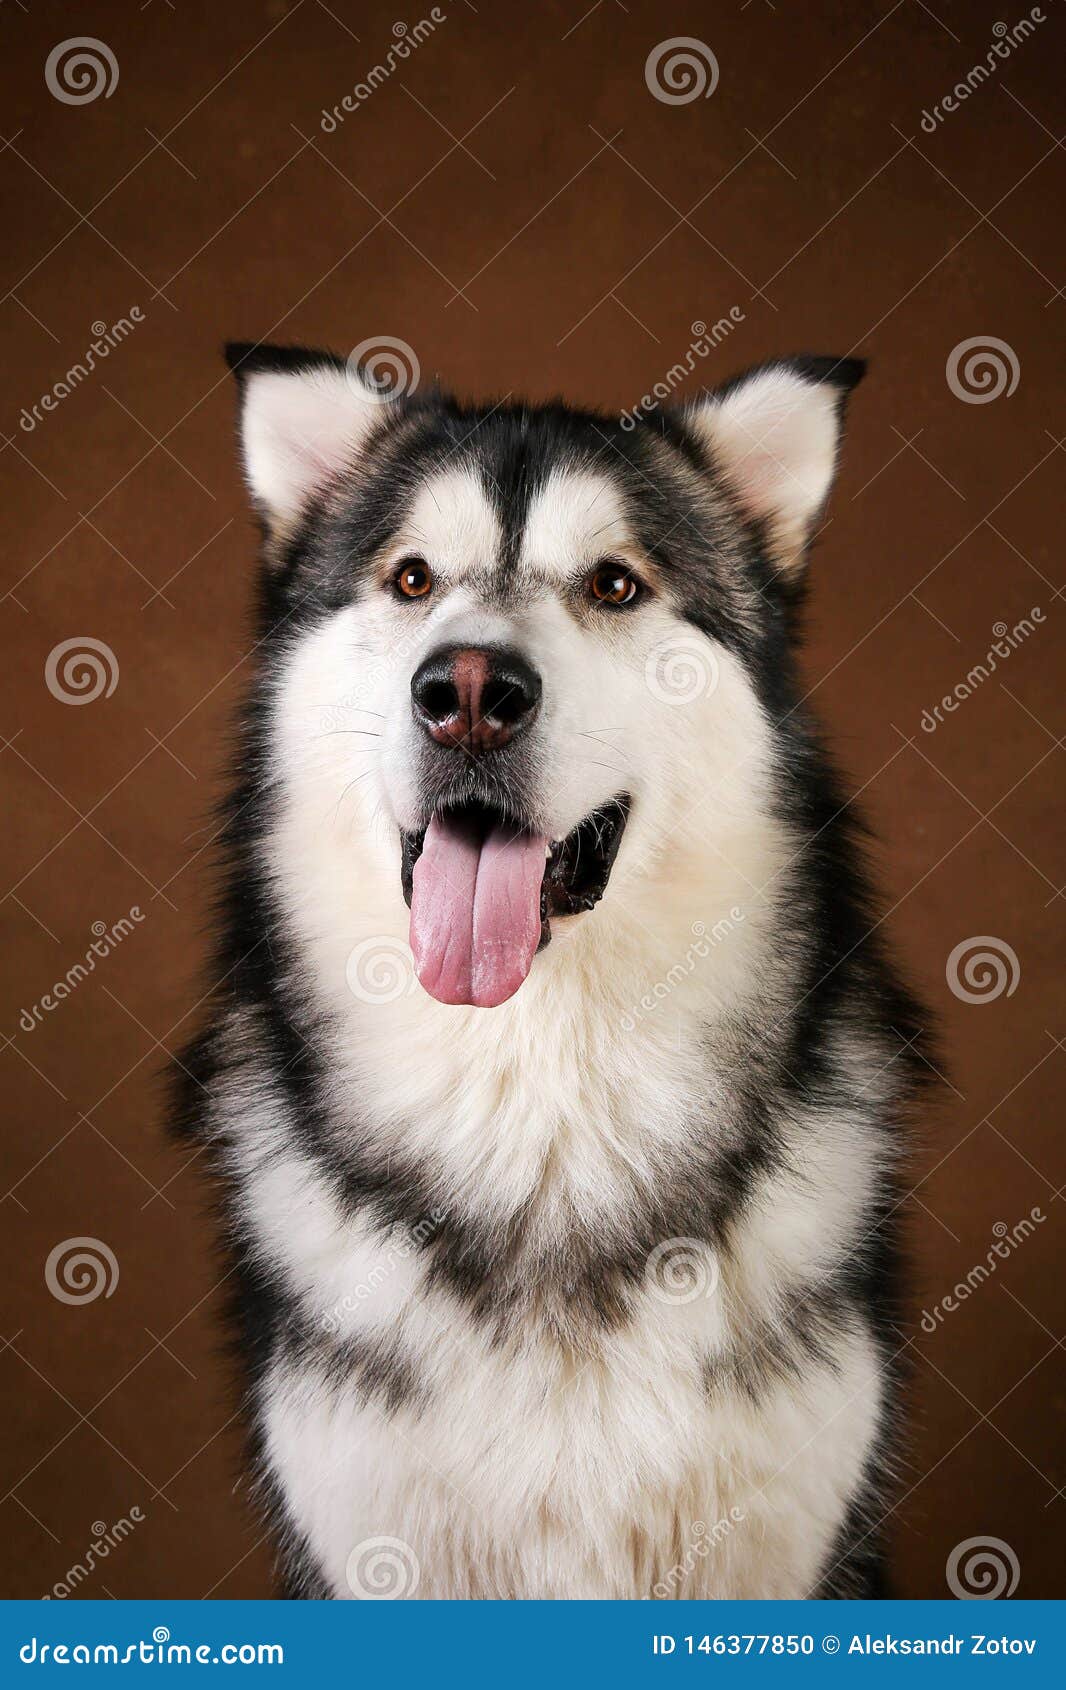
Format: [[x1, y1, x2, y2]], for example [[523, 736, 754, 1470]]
[[590, 564, 640, 607], [394, 558, 432, 599]]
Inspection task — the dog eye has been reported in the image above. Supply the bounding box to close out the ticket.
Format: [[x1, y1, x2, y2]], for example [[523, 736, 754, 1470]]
[[589, 564, 640, 607], [394, 558, 433, 599]]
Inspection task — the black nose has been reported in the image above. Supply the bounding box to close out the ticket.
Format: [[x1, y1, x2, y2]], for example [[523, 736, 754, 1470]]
[[411, 644, 542, 754]]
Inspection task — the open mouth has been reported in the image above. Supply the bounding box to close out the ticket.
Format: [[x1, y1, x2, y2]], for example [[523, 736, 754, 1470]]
[[400, 795, 630, 1009]]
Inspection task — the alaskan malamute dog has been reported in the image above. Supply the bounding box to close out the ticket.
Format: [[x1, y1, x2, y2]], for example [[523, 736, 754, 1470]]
[[176, 343, 926, 1600]]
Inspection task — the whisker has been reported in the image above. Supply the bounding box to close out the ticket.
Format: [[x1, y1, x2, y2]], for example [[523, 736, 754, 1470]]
[[321, 707, 386, 721], [313, 729, 382, 741], [329, 764, 377, 828]]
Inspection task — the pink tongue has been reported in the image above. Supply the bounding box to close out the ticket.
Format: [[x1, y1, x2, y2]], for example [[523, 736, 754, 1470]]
[[410, 814, 548, 1007]]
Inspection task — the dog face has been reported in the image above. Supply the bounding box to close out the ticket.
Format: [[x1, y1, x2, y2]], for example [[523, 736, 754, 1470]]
[[228, 345, 862, 1008]]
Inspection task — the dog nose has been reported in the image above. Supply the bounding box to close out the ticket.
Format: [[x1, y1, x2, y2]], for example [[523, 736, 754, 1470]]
[[411, 645, 542, 753]]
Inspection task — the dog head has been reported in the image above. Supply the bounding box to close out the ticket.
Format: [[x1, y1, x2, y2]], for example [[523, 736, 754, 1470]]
[[227, 344, 862, 1009]]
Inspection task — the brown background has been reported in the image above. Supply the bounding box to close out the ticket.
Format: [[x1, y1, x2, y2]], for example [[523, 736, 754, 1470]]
[[1, 0, 1063, 1601]]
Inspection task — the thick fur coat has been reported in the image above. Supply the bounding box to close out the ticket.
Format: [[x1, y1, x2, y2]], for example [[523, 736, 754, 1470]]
[[175, 345, 926, 1599]]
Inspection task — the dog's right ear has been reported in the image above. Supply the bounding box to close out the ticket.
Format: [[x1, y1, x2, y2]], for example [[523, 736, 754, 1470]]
[[224, 342, 391, 536], [683, 355, 865, 581]]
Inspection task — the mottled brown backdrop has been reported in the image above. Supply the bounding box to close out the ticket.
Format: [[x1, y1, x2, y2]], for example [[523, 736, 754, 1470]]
[[1, 0, 1063, 1601]]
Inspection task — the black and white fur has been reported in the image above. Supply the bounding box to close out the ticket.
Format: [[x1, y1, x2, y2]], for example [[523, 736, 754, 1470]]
[[175, 343, 926, 1599]]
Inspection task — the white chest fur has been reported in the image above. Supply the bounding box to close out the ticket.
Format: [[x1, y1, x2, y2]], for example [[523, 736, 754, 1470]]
[[230, 952, 884, 1599], [258, 1223, 881, 1599]]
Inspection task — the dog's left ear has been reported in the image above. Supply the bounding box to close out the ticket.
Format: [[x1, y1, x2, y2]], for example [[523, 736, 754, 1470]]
[[685, 356, 865, 578], [224, 341, 396, 538]]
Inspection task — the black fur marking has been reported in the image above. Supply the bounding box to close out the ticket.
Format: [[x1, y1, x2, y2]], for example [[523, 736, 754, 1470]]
[[702, 1279, 852, 1407], [285, 1319, 430, 1417], [276, 1554, 331, 1602], [224, 340, 347, 383]]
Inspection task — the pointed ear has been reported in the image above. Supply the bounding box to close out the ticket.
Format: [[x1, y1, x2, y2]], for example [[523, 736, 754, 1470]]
[[684, 355, 865, 578], [224, 342, 393, 534]]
